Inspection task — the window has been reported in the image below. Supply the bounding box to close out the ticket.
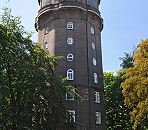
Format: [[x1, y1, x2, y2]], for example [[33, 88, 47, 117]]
[[67, 38, 73, 45], [66, 89, 75, 100], [67, 110, 75, 122], [67, 22, 74, 30], [92, 42, 96, 50], [91, 27, 95, 34], [44, 27, 49, 34], [92, 0, 97, 7], [44, 42, 48, 49], [67, 69, 74, 80], [67, 54, 74, 61], [95, 91, 100, 103], [93, 58, 97, 66], [83, 89, 89, 100], [96, 112, 101, 124], [94, 73, 98, 83]]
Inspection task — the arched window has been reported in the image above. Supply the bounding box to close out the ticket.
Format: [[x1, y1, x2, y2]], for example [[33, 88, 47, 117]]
[[67, 69, 74, 80], [91, 27, 95, 34], [83, 89, 89, 100], [95, 91, 100, 103], [44, 42, 48, 49], [44, 27, 49, 34], [92, 0, 97, 7], [67, 54, 74, 61], [94, 73, 98, 83], [93, 58, 97, 66], [96, 112, 101, 124], [67, 22, 74, 30], [91, 42, 96, 50], [67, 38, 73, 45]]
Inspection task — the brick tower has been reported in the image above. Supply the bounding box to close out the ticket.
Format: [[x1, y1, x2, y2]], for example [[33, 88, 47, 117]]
[[35, 0, 105, 130]]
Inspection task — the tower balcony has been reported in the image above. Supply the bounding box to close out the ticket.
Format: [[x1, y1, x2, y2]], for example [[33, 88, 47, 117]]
[[38, 0, 101, 8], [37, 0, 102, 17]]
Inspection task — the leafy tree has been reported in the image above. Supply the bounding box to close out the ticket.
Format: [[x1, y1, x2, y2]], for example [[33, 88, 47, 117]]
[[104, 72, 132, 130], [120, 52, 134, 69], [0, 8, 77, 130], [121, 39, 148, 130]]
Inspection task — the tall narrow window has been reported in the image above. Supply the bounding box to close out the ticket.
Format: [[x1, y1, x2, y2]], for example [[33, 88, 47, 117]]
[[96, 112, 101, 124], [94, 73, 98, 83], [67, 69, 74, 80], [83, 89, 89, 100], [44, 27, 49, 34], [67, 54, 74, 61], [67, 38, 73, 45], [67, 22, 74, 30], [95, 91, 100, 103], [92, 42, 96, 50], [93, 58, 97, 66], [66, 89, 75, 101], [67, 110, 75, 122], [92, 0, 97, 6], [91, 27, 95, 34], [44, 42, 48, 49]]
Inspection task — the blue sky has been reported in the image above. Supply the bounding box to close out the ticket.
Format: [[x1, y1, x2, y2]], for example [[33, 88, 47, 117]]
[[0, 0, 148, 72]]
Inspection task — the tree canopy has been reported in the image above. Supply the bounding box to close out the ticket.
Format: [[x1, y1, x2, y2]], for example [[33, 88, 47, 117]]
[[104, 72, 132, 130], [0, 8, 77, 130], [121, 39, 148, 130], [119, 52, 134, 69]]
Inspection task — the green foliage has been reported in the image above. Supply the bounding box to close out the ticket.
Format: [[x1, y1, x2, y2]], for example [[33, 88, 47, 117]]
[[0, 7, 25, 34], [104, 72, 132, 130], [0, 7, 77, 130], [121, 39, 148, 130], [119, 52, 134, 69]]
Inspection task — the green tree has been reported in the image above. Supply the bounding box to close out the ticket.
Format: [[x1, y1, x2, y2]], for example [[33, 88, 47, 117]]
[[104, 72, 132, 130], [121, 39, 148, 130], [120, 52, 134, 69], [0, 8, 77, 130]]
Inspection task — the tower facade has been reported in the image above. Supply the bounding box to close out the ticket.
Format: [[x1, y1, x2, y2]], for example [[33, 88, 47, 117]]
[[35, 0, 105, 130]]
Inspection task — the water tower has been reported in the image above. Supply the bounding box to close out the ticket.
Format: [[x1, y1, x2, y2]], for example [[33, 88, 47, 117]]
[[35, 0, 105, 129]]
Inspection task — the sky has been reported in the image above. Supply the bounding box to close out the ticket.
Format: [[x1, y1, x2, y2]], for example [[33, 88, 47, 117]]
[[0, 0, 148, 72]]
